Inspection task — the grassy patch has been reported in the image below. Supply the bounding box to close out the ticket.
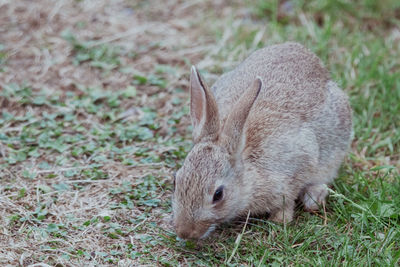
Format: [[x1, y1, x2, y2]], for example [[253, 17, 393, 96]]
[[0, 0, 399, 265]]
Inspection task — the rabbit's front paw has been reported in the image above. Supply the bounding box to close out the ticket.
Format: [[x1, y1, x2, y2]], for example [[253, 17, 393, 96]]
[[269, 205, 294, 223]]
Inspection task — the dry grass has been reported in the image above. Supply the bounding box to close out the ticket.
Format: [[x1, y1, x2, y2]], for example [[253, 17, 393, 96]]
[[0, 0, 215, 265]]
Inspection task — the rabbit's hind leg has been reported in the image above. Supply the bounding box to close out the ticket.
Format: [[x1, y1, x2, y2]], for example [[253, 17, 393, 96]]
[[301, 184, 328, 211]]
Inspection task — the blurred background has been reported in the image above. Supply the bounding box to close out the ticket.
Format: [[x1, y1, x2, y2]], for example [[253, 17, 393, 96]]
[[0, 0, 399, 266]]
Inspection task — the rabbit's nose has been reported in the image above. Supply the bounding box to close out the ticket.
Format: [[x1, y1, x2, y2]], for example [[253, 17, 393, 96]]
[[176, 228, 192, 239]]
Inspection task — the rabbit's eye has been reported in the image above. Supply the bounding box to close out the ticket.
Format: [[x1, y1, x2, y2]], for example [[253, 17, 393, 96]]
[[173, 172, 176, 191], [213, 186, 224, 203]]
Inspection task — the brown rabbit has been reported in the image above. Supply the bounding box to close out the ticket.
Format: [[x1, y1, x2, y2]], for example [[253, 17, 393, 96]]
[[172, 42, 352, 239]]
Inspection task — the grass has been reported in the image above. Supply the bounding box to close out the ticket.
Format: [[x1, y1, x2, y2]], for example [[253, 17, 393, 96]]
[[0, 0, 399, 266]]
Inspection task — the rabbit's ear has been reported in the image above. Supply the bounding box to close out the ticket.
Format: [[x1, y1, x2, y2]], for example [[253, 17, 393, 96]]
[[220, 78, 262, 156], [190, 66, 220, 143]]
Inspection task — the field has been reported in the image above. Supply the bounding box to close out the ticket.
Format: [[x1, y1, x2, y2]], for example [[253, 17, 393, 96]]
[[0, 0, 399, 266]]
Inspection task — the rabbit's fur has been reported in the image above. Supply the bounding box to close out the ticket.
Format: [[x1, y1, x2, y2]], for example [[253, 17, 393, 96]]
[[172, 42, 352, 239]]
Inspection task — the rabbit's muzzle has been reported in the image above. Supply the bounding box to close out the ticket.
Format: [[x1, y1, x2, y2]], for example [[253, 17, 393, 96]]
[[174, 219, 213, 240]]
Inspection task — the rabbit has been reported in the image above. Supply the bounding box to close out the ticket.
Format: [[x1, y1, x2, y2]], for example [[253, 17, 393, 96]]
[[171, 42, 352, 240]]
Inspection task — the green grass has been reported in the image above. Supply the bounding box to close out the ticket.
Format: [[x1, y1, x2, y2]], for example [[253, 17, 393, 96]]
[[0, 0, 399, 266]]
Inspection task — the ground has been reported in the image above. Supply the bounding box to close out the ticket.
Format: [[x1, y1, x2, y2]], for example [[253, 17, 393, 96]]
[[0, 0, 399, 266]]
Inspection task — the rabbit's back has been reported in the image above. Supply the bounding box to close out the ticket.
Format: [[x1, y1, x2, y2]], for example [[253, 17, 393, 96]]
[[211, 42, 330, 124]]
